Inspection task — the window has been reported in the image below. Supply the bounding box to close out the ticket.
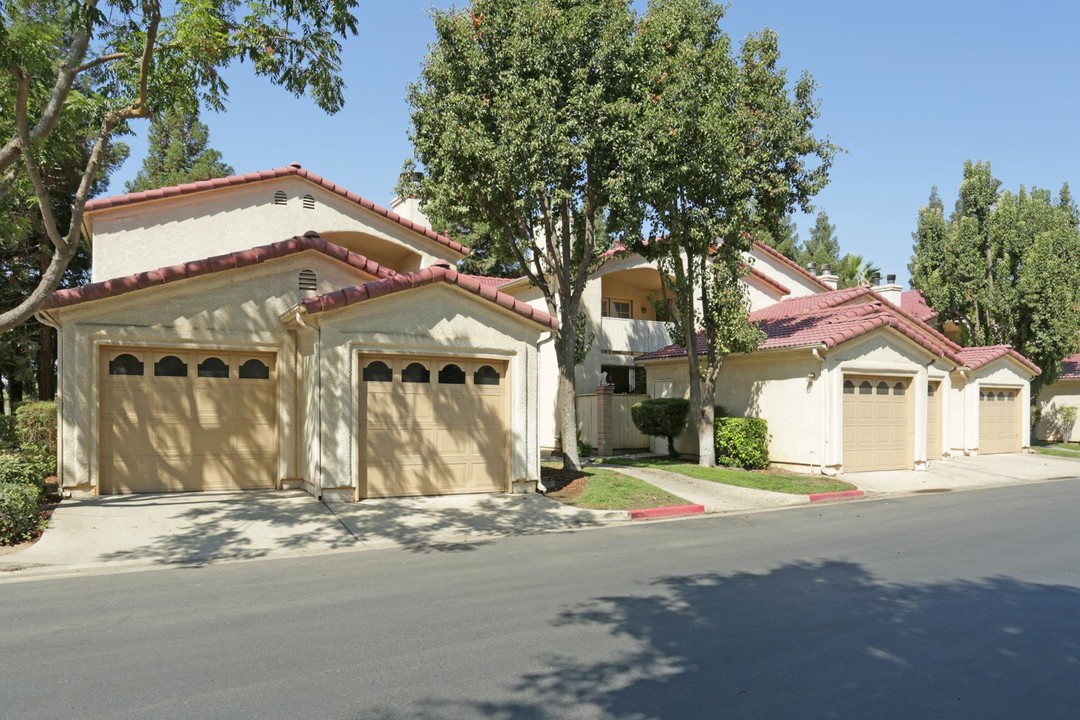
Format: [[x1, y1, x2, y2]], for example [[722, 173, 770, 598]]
[[985, 392, 995, 402], [438, 364, 466, 384], [302, 194, 315, 210], [197, 357, 230, 379], [273, 190, 288, 206], [154, 355, 188, 377], [893, 382, 906, 396], [859, 381, 872, 395], [363, 361, 392, 382], [109, 353, 144, 376], [876, 381, 889, 396], [239, 358, 271, 380], [402, 362, 430, 383], [843, 380, 855, 395], [474, 365, 501, 386], [602, 298, 632, 319], [299, 269, 317, 292]]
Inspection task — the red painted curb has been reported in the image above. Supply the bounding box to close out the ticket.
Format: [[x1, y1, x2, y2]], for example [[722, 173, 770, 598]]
[[808, 490, 865, 503], [630, 504, 706, 520]]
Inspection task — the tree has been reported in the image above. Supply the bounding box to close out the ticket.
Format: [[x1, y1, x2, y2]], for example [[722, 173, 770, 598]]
[[626, 0, 836, 466], [754, 214, 800, 261], [126, 107, 232, 192], [799, 211, 840, 272], [834, 253, 880, 289], [406, 0, 639, 470], [0, 0, 359, 332], [910, 161, 1080, 396]]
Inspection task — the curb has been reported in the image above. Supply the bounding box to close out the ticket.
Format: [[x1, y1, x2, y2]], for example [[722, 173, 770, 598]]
[[808, 490, 865, 503], [630, 504, 706, 520]]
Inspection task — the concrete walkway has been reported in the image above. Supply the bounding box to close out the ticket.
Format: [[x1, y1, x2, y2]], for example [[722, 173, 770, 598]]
[[848, 453, 1080, 495], [0, 491, 625, 580], [598, 463, 809, 513]]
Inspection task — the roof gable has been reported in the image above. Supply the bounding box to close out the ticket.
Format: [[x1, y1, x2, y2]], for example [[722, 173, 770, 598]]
[[84, 165, 469, 257], [44, 232, 392, 311]]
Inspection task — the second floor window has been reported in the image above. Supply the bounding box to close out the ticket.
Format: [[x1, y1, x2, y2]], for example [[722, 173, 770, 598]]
[[601, 298, 632, 320]]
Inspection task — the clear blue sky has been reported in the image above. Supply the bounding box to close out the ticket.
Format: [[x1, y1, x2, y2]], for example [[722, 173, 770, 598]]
[[107, 1, 1080, 287]]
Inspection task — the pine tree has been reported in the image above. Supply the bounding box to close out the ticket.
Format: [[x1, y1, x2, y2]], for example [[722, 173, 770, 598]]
[[126, 108, 233, 192], [799, 211, 841, 271], [755, 214, 801, 260]]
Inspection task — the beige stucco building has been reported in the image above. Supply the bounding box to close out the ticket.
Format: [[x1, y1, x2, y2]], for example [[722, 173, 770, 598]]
[[1036, 353, 1080, 443]]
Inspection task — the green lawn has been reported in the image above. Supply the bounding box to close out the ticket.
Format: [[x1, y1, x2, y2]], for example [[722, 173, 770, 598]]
[[542, 463, 689, 510], [1032, 441, 1080, 458], [605, 457, 856, 495]]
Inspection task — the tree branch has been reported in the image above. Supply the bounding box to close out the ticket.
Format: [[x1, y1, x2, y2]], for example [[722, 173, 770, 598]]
[[12, 63, 67, 254], [75, 52, 128, 74]]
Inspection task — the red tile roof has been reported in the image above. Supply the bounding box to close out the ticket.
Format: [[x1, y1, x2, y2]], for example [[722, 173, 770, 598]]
[[1061, 353, 1080, 379], [300, 265, 558, 329], [460, 274, 520, 288], [751, 242, 832, 291], [746, 267, 791, 296], [900, 289, 936, 322], [83, 165, 470, 257], [43, 232, 393, 310], [957, 345, 1042, 375]]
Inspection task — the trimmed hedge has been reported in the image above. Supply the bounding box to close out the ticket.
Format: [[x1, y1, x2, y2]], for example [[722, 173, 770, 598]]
[[631, 398, 690, 458], [0, 450, 53, 492], [0, 482, 43, 545], [15, 401, 57, 453], [715, 417, 770, 470]]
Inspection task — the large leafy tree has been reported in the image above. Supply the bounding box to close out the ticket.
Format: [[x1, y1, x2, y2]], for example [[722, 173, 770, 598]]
[[626, 0, 836, 466], [406, 0, 639, 470], [754, 214, 800, 260], [911, 161, 1080, 395], [126, 107, 232, 192], [0, 0, 358, 332]]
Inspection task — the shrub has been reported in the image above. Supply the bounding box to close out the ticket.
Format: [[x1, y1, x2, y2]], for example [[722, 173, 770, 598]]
[[0, 452, 49, 495], [15, 401, 57, 453], [715, 417, 770, 469], [0, 482, 44, 545], [1061, 405, 1078, 442], [631, 398, 690, 458]]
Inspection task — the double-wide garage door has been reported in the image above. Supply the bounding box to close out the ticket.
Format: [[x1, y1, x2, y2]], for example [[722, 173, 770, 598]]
[[842, 375, 912, 472], [100, 348, 278, 493], [359, 356, 509, 498], [980, 387, 1021, 454]]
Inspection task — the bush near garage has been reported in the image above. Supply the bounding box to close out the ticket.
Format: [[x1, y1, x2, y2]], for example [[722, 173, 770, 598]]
[[715, 417, 770, 470], [631, 398, 690, 458], [15, 401, 57, 453], [0, 481, 44, 545], [0, 452, 48, 496]]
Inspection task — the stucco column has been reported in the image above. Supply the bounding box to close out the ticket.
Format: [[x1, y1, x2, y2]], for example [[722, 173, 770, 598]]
[[595, 385, 613, 457]]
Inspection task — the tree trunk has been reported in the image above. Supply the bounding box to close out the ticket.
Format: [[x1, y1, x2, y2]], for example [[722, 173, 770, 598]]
[[555, 325, 581, 471], [38, 321, 56, 400], [697, 363, 721, 468]]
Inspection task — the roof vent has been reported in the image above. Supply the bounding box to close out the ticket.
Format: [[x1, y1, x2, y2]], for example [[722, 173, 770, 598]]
[[273, 190, 288, 206], [807, 262, 816, 275], [302, 194, 315, 210], [299, 269, 318, 295], [289, 162, 302, 169], [886, 273, 897, 284], [433, 261, 454, 271]]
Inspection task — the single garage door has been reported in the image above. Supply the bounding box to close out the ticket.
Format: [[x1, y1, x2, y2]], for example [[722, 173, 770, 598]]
[[979, 387, 1020, 454], [100, 348, 278, 493], [359, 356, 509, 498], [842, 376, 912, 472]]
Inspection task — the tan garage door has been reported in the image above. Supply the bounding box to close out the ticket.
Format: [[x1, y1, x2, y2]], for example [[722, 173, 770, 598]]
[[842, 376, 912, 472], [980, 387, 1020, 454], [359, 356, 509, 498], [100, 348, 278, 494], [927, 381, 942, 460]]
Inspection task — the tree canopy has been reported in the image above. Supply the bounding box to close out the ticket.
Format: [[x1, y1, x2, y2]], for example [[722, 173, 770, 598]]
[[0, 0, 359, 332], [126, 107, 232, 192], [910, 161, 1080, 394]]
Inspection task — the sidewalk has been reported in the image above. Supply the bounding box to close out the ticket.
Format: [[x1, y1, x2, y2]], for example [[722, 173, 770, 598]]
[[598, 463, 810, 513], [848, 453, 1080, 495]]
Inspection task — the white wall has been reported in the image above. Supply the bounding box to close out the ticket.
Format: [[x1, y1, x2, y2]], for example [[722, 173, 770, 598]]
[[88, 177, 462, 281], [1037, 380, 1080, 442], [748, 245, 823, 297]]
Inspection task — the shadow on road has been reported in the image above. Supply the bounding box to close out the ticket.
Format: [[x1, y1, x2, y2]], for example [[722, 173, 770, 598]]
[[364, 560, 1080, 719]]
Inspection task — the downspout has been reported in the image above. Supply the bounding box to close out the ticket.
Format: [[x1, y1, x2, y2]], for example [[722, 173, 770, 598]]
[[294, 310, 322, 499], [811, 345, 827, 475], [36, 309, 64, 493]]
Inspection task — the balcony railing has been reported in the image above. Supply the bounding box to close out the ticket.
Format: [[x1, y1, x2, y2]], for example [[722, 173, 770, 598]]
[[599, 317, 672, 355]]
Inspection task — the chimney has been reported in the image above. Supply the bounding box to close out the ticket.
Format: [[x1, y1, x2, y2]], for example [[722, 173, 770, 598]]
[[816, 263, 838, 291], [390, 171, 432, 230], [873, 272, 903, 307]]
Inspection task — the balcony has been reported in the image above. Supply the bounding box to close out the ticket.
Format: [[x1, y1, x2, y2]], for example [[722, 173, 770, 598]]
[[600, 317, 672, 355]]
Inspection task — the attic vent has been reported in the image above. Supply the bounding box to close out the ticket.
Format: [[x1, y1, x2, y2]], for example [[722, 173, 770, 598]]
[[298, 269, 318, 293], [302, 194, 315, 210], [274, 190, 288, 206]]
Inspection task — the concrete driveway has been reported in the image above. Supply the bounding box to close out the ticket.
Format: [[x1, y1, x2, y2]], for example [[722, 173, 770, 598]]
[[848, 453, 1080, 495], [0, 490, 623, 579]]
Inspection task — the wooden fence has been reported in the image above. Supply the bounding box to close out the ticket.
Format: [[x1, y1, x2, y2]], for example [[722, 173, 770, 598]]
[[576, 393, 651, 451]]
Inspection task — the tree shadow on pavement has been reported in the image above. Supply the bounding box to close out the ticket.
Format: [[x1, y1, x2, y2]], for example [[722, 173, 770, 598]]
[[364, 560, 1080, 720]]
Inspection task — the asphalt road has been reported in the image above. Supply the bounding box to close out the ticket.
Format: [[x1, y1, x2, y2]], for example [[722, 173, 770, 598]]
[[3, 482, 1080, 720]]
